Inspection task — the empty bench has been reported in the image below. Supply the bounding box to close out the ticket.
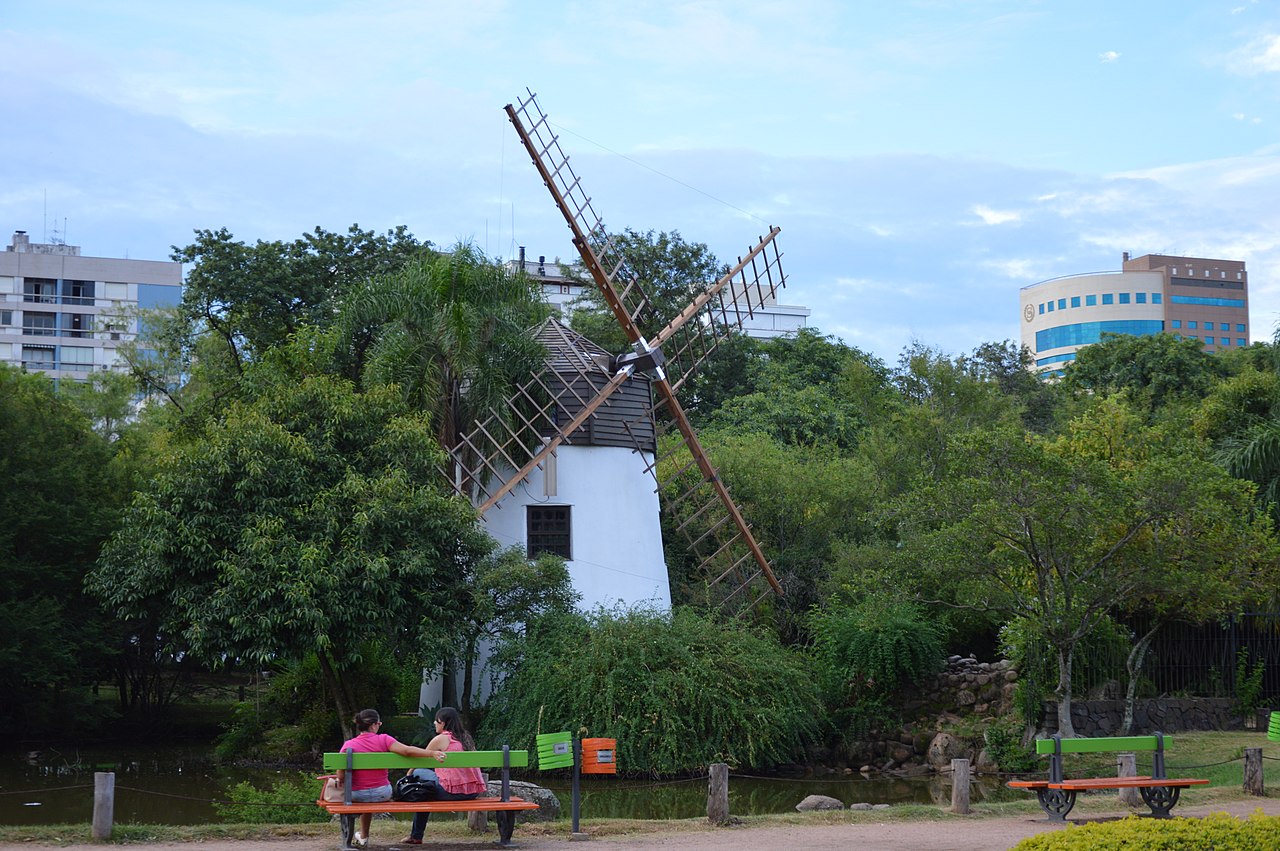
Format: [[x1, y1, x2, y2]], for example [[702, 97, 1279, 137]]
[[1008, 733, 1208, 821], [317, 746, 539, 848]]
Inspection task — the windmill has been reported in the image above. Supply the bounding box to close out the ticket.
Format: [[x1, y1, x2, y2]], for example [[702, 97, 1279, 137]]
[[446, 90, 789, 612]]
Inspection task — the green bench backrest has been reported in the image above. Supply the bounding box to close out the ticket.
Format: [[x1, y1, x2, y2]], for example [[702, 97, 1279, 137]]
[[1033, 735, 1172, 756], [322, 750, 530, 770]]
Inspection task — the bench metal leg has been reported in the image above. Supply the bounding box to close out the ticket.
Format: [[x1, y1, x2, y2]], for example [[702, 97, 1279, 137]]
[[1139, 785, 1181, 818], [496, 811, 516, 846], [339, 814, 357, 851], [1035, 788, 1077, 822]]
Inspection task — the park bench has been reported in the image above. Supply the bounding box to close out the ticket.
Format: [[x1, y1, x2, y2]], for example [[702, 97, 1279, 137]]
[[316, 746, 539, 848], [1007, 732, 1208, 821]]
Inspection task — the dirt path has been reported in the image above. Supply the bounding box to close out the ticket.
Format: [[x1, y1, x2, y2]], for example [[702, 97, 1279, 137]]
[[4, 799, 1277, 851]]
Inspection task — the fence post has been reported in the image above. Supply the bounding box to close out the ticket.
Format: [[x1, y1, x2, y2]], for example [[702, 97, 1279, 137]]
[[707, 763, 729, 826], [1116, 753, 1141, 807], [1243, 747, 1264, 796], [949, 758, 970, 814], [92, 771, 114, 841]]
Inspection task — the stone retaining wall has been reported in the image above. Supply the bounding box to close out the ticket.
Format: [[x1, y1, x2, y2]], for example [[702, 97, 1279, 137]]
[[1040, 697, 1239, 736]]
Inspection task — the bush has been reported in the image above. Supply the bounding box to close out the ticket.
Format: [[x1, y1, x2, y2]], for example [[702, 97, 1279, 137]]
[[213, 772, 330, 823], [982, 716, 1038, 774], [809, 596, 945, 703], [481, 606, 823, 774], [1012, 810, 1280, 849]]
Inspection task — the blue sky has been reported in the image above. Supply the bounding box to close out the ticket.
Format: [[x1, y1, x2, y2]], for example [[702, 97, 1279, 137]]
[[3, 0, 1279, 362]]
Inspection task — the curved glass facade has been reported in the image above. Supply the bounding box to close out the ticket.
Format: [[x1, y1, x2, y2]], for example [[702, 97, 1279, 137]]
[[1036, 320, 1165, 351], [1170, 295, 1245, 308]]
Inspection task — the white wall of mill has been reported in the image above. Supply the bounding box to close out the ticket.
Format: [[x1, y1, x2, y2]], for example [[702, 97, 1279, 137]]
[[480, 443, 672, 612]]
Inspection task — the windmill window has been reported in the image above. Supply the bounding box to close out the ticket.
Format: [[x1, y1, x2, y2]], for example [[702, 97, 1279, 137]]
[[527, 505, 572, 559]]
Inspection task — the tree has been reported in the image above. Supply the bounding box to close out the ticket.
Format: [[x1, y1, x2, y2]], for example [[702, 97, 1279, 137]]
[[173, 224, 431, 373], [453, 547, 579, 723], [0, 366, 119, 731], [332, 244, 550, 498], [897, 421, 1270, 737], [1063, 332, 1225, 411], [88, 370, 490, 737]]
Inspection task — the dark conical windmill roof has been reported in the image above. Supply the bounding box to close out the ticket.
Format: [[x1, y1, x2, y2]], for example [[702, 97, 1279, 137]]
[[532, 316, 612, 375]]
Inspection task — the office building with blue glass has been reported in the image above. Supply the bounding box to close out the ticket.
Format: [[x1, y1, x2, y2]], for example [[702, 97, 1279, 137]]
[[1020, 253, 1249, 374], [0, 230, 183, 380]]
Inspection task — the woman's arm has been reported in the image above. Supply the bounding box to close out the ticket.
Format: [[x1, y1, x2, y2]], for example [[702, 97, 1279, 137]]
[[388, 740, 435, 759], [423, 732, 452, 760]]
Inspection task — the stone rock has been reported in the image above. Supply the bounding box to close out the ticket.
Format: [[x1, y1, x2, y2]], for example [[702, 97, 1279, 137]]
[[796, 794, 845, 812], [891, 747, 912, 764], [849, 802, 873, 811], [956, 689, 976, 706], [484, 780, 560, 822], [926, 732, 968, 770], [873, 803, 891, 810], [974, 748, 998, 774], [1004, 670, 1019, 682], [859, 765, 872, 774]]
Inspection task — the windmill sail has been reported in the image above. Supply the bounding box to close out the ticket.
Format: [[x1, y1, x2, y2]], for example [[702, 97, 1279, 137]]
[[459, 89, 789, 610]]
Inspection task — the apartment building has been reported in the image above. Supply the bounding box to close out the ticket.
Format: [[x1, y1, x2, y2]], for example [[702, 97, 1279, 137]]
[[0, 230, 182, 380]]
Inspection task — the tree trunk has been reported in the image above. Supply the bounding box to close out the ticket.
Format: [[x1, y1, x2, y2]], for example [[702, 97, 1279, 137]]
[[1122, 624, 1160, 735], [1055, 644, 1077, 738], [460, 637, 476, 727], [317, 651, 354, 739], [440, 656, 459, 711]]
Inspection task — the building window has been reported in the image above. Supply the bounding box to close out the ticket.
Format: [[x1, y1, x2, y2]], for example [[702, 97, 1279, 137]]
[[1152, 293, 1162, 304], [62, 280, 95, 305], [1136, 292, 1147, 304], [1119, 293, 1130, 304], [527, 505, 571, 559], [22, 311, 57, 336], [1035, 320, 1165, 350], [1205, 336, 1214, 344], [1057, 298, 1066, 310], [1171, 295, 1245, 308], [0, 310, 11, 325], [1236, 324, 1246, 332], [21, 345, 55, 370], [1239, 338, 1248, 346], [1070, 296, 1081, 308], [1188, 321, 1198, 330], [1047, 302, 1054, 312], [23, 278, 56, 304], [1102, 293, 1114, 305], [60, 345, 94, 371], [1085, 295, 1097, 306], [1038, 303, 1044, 314], [1172, 320, 1181, 329], [1204, 322, 1214, 331]]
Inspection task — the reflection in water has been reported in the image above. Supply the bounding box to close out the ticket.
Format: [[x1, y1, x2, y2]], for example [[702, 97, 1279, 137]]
[[0, 747, 1021, 826]]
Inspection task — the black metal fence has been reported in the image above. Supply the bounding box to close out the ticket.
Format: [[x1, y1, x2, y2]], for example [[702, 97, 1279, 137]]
[[1072, 613, 1280, 703]]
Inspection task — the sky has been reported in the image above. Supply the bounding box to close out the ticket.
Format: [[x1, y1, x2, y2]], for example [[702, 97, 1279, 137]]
[[3, 0, 1279, 363]]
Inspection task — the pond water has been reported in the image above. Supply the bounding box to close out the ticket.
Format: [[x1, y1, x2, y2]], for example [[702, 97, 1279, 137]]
[[1, 746, 1021, 825]]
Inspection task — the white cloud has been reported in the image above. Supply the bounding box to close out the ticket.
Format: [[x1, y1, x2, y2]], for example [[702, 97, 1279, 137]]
[[1099, 50, 1120, 63], [972, 205, 1022, 225], [1226, 33, 1280, 75]]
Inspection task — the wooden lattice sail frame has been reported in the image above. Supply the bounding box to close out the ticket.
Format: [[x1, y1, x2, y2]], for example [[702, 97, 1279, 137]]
[[446, 89, 791, 610]]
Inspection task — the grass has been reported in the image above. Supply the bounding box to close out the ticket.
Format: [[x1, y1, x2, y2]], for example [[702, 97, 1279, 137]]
[[1, 731, 1276, 845]]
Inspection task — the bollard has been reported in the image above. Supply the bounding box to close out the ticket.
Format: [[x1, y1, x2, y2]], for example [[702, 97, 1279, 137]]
[[1117, 753, 1141, 807], [92, 771, 114, 841], [949, 758, 970, 814], [1244, 747, 1264, 796], [707, 763, 730, 826]]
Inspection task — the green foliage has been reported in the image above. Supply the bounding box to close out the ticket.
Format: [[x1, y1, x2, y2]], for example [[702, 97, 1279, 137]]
[[1234, 648, 1266, 716], [482, 607, 822, 774], [0, 366, 122, 732], [982, 716, 1039, 773], [88, 372, 490, 730], [1012, 811, 1280, 850], [809, 596, 946, 703], [213, 772, 330, 824], [1063, 331, 1226, 413]]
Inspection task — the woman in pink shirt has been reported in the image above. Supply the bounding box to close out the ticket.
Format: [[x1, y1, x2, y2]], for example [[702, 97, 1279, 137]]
[[401, 707, 487, 844], [337, 708, 433, 846]]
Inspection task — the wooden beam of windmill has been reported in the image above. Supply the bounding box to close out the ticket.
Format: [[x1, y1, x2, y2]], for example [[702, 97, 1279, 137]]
[[505, 89, 784, 598]]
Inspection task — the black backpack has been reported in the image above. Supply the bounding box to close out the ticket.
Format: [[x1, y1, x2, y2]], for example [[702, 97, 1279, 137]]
[[393, 772, 435, 802]]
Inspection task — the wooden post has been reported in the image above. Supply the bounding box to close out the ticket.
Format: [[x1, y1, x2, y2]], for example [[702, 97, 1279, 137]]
[[92, 771, 114, 841], [707, 763, 729, 826], [1244, 747, 1264, 796], [949, 759, 970, 814], [1117, 753, 1141, 807]]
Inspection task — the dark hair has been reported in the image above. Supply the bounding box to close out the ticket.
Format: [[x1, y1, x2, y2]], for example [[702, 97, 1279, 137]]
[[434, 706, 474, 750], [354, 709, 381, 732]]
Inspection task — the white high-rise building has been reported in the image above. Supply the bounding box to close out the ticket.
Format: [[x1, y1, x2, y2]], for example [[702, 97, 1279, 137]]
[[0, 230, 182, 380]]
